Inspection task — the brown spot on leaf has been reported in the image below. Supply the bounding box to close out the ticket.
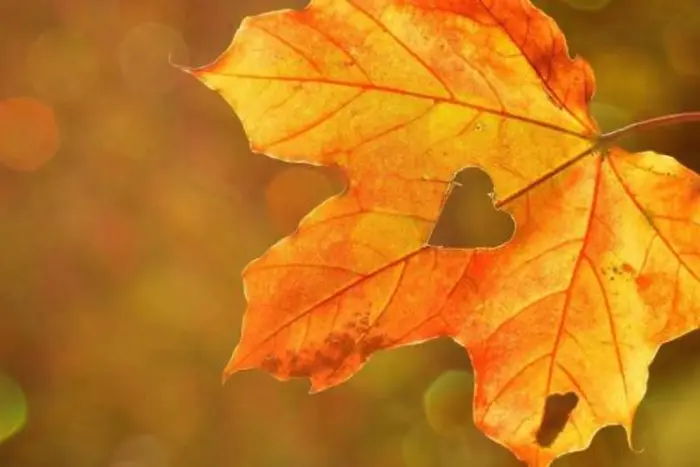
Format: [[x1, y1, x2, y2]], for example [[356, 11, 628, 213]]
[[284, 333, 358, 374], [325, 332, 356, 356], [358, 335, 391, 359], [261, 354, 281, 373], [313, 350, 338, 369], [287, 352, 316, 377]]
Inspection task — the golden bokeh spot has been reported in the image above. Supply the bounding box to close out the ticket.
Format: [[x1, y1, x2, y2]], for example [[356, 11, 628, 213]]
[[0, 97, 60, 172]]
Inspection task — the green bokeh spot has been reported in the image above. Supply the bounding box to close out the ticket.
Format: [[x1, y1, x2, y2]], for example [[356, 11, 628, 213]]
[[423, 370, 474, 437], [0, 373, 28, 442]]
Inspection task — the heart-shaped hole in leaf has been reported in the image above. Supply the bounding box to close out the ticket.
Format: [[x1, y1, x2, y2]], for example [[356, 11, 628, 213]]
[[429, 168, 514, 248]]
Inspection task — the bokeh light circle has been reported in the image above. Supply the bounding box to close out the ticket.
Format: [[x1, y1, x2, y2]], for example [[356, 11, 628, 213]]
[[0, 97, 60, 172], [423, 370, 474, 437], [0, 373, 28, 442]]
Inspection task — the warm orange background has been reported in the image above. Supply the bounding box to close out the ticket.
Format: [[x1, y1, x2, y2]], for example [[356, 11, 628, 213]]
[[0, 0, 699, 466]]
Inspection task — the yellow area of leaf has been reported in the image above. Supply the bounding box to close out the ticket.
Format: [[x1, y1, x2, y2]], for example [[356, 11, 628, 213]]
[[188, 0, 700, 466]]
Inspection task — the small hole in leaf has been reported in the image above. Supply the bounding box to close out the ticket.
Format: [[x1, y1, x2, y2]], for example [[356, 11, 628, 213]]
[[536, 392, 579, 447], [428, 167, 514, 248]]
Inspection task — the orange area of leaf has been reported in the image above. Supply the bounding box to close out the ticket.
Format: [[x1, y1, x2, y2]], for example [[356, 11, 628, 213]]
[[188, 1, 700, 466]]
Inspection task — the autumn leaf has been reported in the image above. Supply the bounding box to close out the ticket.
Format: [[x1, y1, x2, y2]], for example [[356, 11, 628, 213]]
[[185, 0, 700, 465]]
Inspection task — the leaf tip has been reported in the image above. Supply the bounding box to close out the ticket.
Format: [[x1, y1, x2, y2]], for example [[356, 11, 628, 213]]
[[221, 349, 248, 386], [221, 370, 231, 386], [307, 376, 330, 395], [221, 364, 237, 386], [622, 420, 644, 455], [171, 55, 221, 91]]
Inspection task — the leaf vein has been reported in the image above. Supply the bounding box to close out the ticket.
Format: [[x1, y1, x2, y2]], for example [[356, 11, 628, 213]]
[[344, 0, 456, 99], [475, 0, 592, 133], [479, 353, 550, 424], [262, 89, 367, 150], [556, 362, 598, 419], [224, 73, 591, 140], [608, 157, 700, 284], [584, 253, 629, 406], [235, 247, 427, 366], [251, 24, 323, 74]]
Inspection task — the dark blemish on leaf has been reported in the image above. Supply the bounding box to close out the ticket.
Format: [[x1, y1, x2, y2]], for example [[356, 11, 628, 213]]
[[429, 167, 515, 248], [326, 332, 355, 355], [313, 350, 338, 368], [535, 392, 579, 447], [285, 333, 361, 378], [287, 352, 315, 377], [358, 335, 391, 359], [261, 354, 282, 373], [351, 315, 370, 334], [309, 333, 356, 369]]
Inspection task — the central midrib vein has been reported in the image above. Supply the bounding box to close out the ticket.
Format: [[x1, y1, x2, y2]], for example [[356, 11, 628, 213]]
[[221, 72, 596, 141]]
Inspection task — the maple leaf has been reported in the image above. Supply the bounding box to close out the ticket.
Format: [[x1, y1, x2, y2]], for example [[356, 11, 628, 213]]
[[185, 0, 700, 465]]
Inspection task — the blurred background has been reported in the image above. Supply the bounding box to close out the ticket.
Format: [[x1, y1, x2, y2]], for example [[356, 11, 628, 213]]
[[0, 0, 699, 466]]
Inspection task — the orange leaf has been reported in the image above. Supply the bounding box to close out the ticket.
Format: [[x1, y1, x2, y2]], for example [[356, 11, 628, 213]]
[[187, 1, 700, 465]]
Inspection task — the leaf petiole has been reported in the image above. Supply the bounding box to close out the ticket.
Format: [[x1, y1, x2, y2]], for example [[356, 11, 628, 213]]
[[598, 111, 700, 144], [497, 111, 700, 207]]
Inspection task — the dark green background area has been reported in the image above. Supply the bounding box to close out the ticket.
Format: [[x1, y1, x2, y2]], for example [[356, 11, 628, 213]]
[[0, 0, 699, 466]]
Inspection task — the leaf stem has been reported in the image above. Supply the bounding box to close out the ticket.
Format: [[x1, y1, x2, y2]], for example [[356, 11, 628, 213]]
[[498, 111, 700, 207], [599, 111, 700, 144]]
